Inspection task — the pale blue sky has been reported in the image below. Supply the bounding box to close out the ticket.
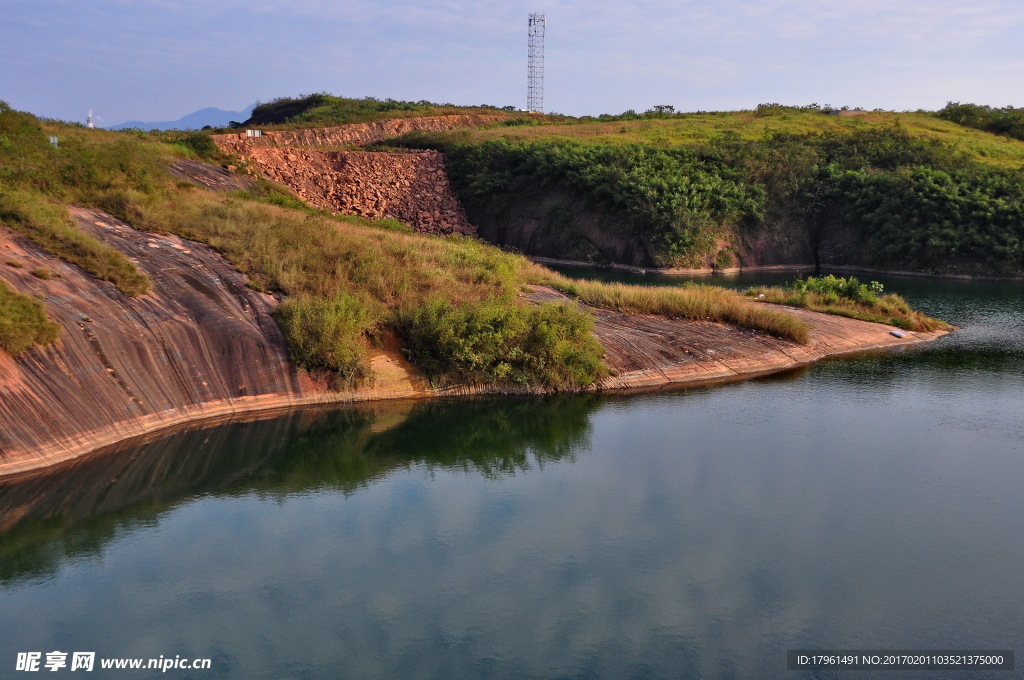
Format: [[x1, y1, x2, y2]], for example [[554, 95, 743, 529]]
[[2, 0, 1023, 126]]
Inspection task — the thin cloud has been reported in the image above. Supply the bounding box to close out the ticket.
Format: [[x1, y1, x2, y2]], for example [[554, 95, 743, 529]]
[[2, 0, 1023, 121]]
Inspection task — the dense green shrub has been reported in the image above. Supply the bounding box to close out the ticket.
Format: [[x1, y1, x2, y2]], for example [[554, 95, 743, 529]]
[[399, 135, 765, 267], [791, 275, 884, 305], [399, 298, 606, 389], [178, 132, 219, 159], [830, 166, 1024, 274], [398, 123, 1022, 276], [938, 102, 1024, 141], [273, 292, 375, 388]]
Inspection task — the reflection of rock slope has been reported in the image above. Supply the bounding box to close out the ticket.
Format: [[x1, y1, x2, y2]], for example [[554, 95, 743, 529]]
[[0, 208, 423, 475], [0, 396, 600, 584]]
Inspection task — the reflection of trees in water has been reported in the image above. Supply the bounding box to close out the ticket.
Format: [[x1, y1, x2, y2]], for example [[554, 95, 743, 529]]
[[809, 342, 1024, 388], [269, 395, 601, 491], [390, 395, 598, 475], [0, 395, 602, 584]]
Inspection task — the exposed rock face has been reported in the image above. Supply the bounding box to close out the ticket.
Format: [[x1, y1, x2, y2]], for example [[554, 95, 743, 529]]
[[210, 114, 506, 153], [239, 148, 475, 235], [168, 159, 257, 193], [213, 115, 484, 236], [0, 208, 424, 476], [467, 190, 654, 267]]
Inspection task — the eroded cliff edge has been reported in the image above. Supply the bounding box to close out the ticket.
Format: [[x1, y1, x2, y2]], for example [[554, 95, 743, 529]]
[[0, 207, 948, 477]]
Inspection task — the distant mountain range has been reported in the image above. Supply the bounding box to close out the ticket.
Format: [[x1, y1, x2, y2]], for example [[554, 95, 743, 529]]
[[109, 103, 256, 131]]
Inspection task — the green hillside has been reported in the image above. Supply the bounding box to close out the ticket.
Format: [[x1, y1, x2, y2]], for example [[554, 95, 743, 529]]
[[241, 93, 520, 130], [463, 106, 1024, 169], [2, 101, 834, 384], [388, 105, 1024, 277]]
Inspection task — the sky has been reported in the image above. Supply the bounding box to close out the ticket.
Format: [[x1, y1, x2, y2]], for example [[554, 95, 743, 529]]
[[2, 0, 1023, 127]]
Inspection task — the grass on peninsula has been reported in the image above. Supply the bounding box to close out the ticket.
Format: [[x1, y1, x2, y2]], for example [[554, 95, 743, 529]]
[[0, 280, 60, 355], [400, 298, 607, 389], [745, 275, 950, 332], [457, 107, 1024, 169], [545, 277, 811, 344]]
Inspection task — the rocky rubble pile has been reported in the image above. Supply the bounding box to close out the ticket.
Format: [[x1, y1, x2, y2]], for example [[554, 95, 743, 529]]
[[244, 147, 476, 235]]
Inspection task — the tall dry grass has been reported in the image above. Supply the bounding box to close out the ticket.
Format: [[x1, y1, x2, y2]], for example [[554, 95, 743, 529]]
[[746, 285, 950, 332], [545, 276, 811, 343], [0, 279, 60, 355]]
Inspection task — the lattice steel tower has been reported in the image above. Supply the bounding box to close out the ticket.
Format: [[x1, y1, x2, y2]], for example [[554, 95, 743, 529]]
[[527, 13, 546, 113]]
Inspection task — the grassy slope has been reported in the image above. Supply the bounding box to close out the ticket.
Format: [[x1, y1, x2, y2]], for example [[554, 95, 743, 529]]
[[466, 110, 1024, 168], [0, 104, 151, 296], [240, 93, 524, 131], [1, 104, 813, 387], [391, 109, 1024, 276]]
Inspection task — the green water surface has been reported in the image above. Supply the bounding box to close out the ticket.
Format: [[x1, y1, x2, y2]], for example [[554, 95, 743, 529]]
[[1, 274, 1021, 679]]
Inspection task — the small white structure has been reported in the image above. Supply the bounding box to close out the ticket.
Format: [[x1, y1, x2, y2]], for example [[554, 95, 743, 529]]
[[245, 129, 263, 138]]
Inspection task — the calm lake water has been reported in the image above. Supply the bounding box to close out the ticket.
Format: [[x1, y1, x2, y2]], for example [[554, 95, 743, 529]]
[[1, 272, 1022, 680]]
